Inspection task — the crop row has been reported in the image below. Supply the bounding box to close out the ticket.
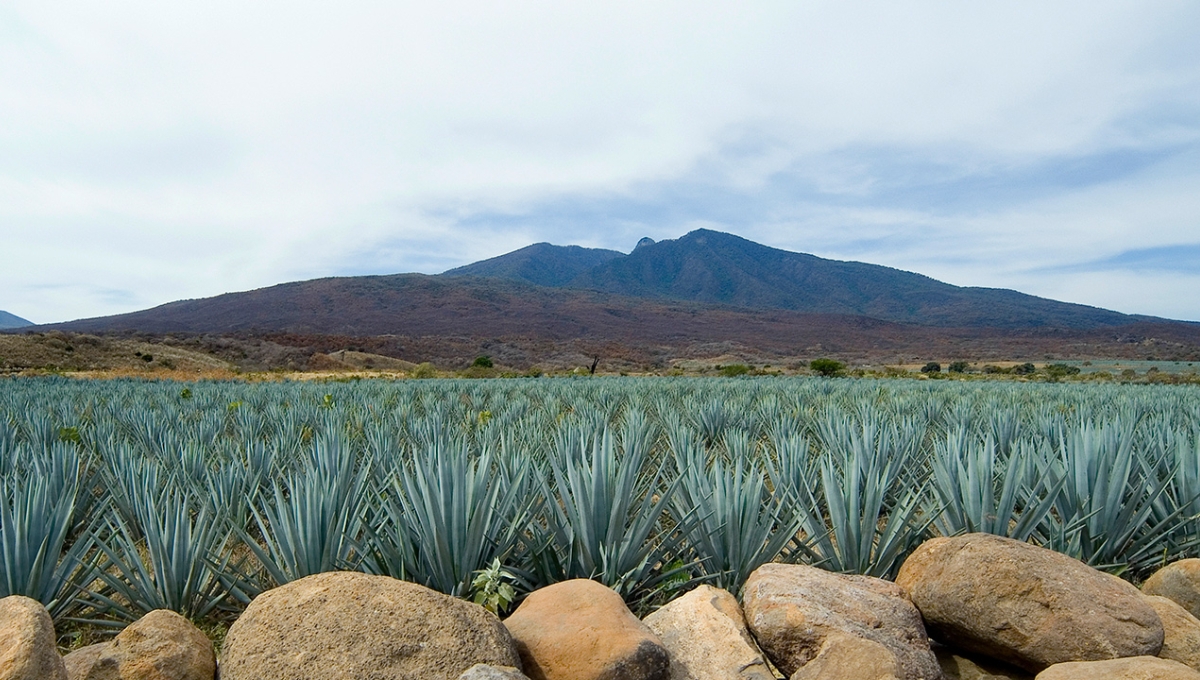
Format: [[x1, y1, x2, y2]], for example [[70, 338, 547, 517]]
[[2, 376, 1199, 629]]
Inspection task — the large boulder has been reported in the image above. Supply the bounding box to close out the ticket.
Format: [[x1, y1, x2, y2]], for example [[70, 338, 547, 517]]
[[220, 571, 519, 680], [63, 644, 107, 680], [503, 579, 669, 680], [642, 585, 774, 680], [741, 563, 940, 680], [84, 610, 215, 680], [0, 595, 67, 680], [1034, 656, 1200, 680], [1146, 596, 1200, 670], [1145, 561, 1200, 619], [896, 534, 1163, 672]]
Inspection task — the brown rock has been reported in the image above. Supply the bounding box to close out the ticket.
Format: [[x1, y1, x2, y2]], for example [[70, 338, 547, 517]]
[[503, 579, 669, 680], [1146, 596, 1200, 670], [934, 644, 1033, 680], [741, 563, 940, 680], [1035, 656, 1200, 680], [643, 585, 774, 680], [63, 644, 107, 680], [896, 534, 1163, 672], [220, 571, 518, 680], [0, 595, 68, 680], [1145, 561, 1200, 619], [86, 610, 215, 680], [458, 665, 532, 680]]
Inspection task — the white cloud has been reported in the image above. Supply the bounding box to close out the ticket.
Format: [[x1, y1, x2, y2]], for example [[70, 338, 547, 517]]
[[1, 1, 1198, 322]]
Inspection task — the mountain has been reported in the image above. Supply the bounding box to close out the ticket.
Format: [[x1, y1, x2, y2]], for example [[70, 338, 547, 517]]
[[533, 230, 1139, 329], [0, 311, 32, 329], [443, 242, 623, 287]]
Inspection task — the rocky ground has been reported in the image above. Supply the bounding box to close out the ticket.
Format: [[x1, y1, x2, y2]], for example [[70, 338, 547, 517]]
[[9, 534, 1200, 679]]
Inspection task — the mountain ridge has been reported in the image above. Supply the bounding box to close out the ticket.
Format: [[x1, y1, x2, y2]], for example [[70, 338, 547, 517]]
[[0, 311, 33, 330]]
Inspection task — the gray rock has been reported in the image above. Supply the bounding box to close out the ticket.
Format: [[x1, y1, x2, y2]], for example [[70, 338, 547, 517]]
[[742, 563, 939, 680], [458, 664, 531, 680]]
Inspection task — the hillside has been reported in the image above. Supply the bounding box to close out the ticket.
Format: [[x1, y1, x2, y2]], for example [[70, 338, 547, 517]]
[[0, 311, 32, 329], [543, 230, 1140, 329], [442, 242, 623, 287]]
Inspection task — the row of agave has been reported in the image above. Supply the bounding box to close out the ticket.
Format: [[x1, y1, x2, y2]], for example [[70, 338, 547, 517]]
[[1, 376, 1199, 629]]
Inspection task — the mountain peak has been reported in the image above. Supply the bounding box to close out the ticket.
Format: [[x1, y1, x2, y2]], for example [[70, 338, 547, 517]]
[[0, 310, 33, 329]]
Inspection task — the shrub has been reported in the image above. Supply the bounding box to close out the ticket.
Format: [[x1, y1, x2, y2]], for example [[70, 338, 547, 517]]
[[1012, 363, 1036, 375], [948, 361, 969, 374], [472, 356, 494, 369], [719, 364, 750, 377], [921, 362, 941, 374], [809, 358, 844, 377], [1044, 363, 1081, 379]]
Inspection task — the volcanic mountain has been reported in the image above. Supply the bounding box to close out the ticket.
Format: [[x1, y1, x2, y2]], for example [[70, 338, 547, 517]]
[[28, 229, 1200, 363]]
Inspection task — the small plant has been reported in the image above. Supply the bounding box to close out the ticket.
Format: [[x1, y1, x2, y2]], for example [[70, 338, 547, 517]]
[[180, 388, 193, 400], [719, 364, 750, 377], [921, 362, 941, 374], [471, 558, 518, 616], [472, 356, 494, 369], [810, 358, 844, 377]]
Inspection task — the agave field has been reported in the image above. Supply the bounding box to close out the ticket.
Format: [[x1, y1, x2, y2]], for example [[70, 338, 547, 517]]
[[2, 376, 1200, 633]]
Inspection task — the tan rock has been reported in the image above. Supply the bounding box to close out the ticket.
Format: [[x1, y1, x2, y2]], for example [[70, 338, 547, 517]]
[[1145, 561, 1200, 619], [934, 644, 1033, 680], [896, 534, 1163, 672], [741, 563, 939, 680], [221, 571, 519, 680], [458, 665, 532, 680], [1146, 596, 1200, 670], [503, 579, 669, 680], [643, 585, 773, 680], [86, 610, 215, 680], [0, 595, 68, 680], [1035, 656, 1200, 680], [63, 644, 107, 680]]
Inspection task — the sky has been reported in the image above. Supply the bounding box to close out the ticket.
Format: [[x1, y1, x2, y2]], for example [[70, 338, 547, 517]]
[[2, 1, 1199, 324]]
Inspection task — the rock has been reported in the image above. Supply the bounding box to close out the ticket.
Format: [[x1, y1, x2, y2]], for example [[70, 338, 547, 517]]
[[934, 644, 1033, 680], [1146, 596, 1200, 670], [741, 563, 939, 680], [62, 644, 107, 680], [896, 534, 1163, 672], [458, 665, 532, 680], [1034, 656, 1200, 680], [642, 585, 774, 680], [503, 579, 669, 680], [1145, 561, 1200, 619], [220, 571, 518, 680], [85, 610, 215, 680], [0, 595, 68, 680]]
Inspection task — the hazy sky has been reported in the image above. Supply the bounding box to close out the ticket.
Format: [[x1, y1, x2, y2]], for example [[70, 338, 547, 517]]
[[3, 2, 1199, 324]]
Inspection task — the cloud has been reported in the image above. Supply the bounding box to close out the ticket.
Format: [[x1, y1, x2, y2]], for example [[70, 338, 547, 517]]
[[1, 1, 1199, 323]]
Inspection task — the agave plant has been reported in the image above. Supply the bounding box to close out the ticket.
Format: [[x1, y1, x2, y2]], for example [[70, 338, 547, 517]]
[[534, 416, 689, 601], [0, 444, 94, 621], [84, 480, 237, 622], [670, 430, 800, 592], [364, 436, 536, 597]]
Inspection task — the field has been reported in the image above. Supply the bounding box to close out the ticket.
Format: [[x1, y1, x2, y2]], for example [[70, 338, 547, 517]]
[[2, 375, 1200, 644]]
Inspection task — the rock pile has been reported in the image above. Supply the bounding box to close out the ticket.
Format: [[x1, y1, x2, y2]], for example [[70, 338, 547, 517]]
[[15, 535, 1200, 680]]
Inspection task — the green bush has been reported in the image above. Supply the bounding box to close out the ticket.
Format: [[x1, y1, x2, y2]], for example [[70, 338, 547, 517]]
[[1013, 363, 1036, 375], [921, 362, 941, 374], [948, 361, 969, 374], [1044, 363, 1081, 379], [472, 356, 494, 369], [719, 364, 750, 377], [809, 358, 844, 377]]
